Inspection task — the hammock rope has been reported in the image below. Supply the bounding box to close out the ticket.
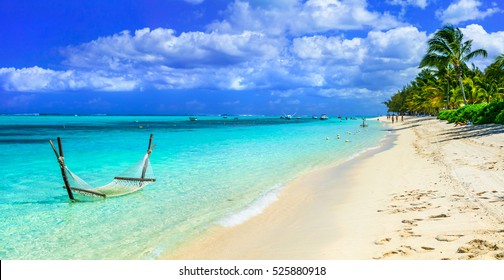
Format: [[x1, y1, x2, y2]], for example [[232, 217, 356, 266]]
[[50, 134, 155, 200]]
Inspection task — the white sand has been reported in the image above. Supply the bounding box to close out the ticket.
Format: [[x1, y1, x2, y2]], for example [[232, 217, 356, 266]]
[[165, 117, 504, 260]]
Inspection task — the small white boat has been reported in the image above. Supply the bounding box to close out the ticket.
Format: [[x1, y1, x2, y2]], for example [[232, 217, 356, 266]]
[[320, 114, 328, 120], [189, 117, 198, 121]]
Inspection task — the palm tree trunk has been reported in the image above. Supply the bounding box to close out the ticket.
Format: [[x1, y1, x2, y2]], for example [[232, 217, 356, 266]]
[[458, 73, 467, 105], [445, 82, 449, 109]]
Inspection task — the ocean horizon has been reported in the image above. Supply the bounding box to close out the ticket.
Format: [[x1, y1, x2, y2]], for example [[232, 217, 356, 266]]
[[0, 115, 388, 259]]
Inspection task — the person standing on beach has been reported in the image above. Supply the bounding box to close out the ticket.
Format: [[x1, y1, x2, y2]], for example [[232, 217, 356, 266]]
[[392, 115, 395, 123]]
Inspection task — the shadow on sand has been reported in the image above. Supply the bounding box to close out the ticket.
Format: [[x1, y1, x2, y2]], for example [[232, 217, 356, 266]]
[[436, 122, 504, 143]]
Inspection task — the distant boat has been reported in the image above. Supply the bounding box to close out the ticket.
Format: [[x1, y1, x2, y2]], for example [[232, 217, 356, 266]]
[[320, 114, 328, 120], [222, 114, 228, 119], [189, 117, 198, 121], [281, 112, 296, 120], [312, 115, 318, 119]]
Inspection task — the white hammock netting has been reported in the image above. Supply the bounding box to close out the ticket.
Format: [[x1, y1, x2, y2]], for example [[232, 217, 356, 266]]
[[64, 153, 155, 198]]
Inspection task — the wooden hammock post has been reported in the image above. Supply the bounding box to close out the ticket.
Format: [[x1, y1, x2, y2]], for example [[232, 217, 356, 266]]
[[57, 137, 75, 201], [141, 134, 154, 179], [49, 137, 75, 201]]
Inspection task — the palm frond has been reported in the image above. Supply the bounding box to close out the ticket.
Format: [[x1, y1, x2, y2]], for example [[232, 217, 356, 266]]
[[464, 49, 488, 62], [419, 53, 449, 69]]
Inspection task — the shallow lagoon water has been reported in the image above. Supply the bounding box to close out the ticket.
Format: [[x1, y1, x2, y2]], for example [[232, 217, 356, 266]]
[[0, 115, 387, 259]]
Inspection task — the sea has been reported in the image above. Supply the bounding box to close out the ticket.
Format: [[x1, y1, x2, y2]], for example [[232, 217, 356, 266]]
[[0, 115, 389, 259]]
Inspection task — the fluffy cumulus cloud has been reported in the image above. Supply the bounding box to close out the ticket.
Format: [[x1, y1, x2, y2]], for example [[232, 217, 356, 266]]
[[61, 28, 280, 70], [0, 0, 409, 95], [387, 0, 429, 9], [365, 26, 427, 68], [0, 0, 501, 100], [292, 36, 365, 62], [0, 67, 138, 92], [436, 0, 500, 24], [287, 25, 427, 95], [0, 24, 427, 97], [207, 0, 403, 36], [460, 24, 504, 69]]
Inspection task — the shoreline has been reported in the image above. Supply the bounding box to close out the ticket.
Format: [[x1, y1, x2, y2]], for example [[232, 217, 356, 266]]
[[164, 117, 504, 260]]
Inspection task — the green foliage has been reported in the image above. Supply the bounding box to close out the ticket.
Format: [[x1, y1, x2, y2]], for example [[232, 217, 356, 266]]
[[437, 101, 504, 125], [437, 110, 455, 121], [495, 110, 504, 124], [451, 104, 486, 123], [474, 101, 504, 124], [384, 24, 504, 123], [419, 24, 488, 105]]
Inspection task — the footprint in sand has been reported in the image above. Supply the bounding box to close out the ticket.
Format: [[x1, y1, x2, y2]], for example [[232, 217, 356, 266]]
[[421, 246, 435, 251], [380, 245, 416, 258], [429, 214, 450, 219], [495, 253, 504, 260], [401, 233, 422, 238], [457, 239, 500, 258], [435, 234, 464, 242], [401, 219, 418, 226], [374, 237, 392, 245]]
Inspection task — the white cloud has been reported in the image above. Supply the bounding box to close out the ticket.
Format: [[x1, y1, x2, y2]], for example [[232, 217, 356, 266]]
[[292, 36, 365, 63], [366, 26, 427, 65], [436, 0, 500, 24], [387, 0, 429, 9], [1, 0, 501, 104], [462, 24, 504, 55], [301, 0, 402, 32], [460, 24, 504, 69], [207, 0, 403, 36], [0, 0, 412, 96], [290, 26, 427, 90], [0, 24, 428, 96], [62, 28, 280, 70], [0, 67, 138, 92]]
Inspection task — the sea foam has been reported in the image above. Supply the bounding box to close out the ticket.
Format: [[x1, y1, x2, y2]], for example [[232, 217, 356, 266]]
[[217, 183, 284, 227]]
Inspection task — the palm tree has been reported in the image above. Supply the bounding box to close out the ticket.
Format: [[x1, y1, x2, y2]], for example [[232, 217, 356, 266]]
[[419, 25, 487, 105], [496, 54, 504, 70]]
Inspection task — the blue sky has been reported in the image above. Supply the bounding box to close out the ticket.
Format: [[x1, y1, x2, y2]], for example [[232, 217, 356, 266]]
[[1, 0, 503, 115]]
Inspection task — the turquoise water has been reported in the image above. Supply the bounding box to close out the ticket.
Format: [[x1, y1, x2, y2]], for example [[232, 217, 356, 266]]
[[0, 115, 388, 259]]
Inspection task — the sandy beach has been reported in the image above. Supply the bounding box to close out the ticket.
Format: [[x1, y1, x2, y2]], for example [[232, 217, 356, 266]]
[[165, 117, 504, 260]]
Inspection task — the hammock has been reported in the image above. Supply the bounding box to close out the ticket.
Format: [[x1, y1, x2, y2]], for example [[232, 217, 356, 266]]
[[49, 134, 156, 200]]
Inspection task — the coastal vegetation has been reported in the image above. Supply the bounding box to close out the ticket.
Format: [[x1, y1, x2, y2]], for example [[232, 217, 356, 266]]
[[384, 25, 504, 124], [437, 101, 504, 125]]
